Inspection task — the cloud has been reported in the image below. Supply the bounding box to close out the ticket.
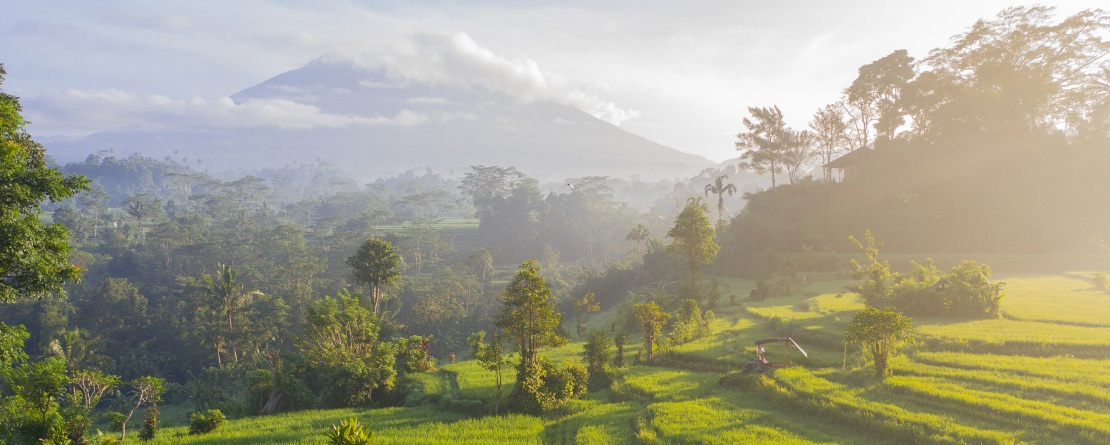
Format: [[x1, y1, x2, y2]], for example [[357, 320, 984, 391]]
[[23, 89, 428, 136], [337, 32, 641, 126]]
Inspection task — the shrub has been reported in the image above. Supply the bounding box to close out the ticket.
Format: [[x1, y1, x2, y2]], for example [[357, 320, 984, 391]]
[[188, 409, 227, 435], [138, 405, 158, 441], [323, 417, 374, 445], [671, 299, 712, 345], [394, 335, 436, 374], [614, 333, 628, 368], [516, 358, 588, 414], [1093, 273, 1109, 292], [583, 331, 614, 391]]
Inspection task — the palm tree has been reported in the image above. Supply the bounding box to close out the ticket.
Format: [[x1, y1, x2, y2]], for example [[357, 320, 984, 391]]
[[703, 175, 737, 231], [625, 224, 650, 255], [205, 264, 262, 363]]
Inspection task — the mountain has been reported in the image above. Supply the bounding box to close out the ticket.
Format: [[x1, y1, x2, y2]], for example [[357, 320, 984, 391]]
[[42, 56, 715, 181]]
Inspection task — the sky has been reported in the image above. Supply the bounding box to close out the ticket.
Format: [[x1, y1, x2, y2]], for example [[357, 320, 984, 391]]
[[1, 0, 1099, 163]]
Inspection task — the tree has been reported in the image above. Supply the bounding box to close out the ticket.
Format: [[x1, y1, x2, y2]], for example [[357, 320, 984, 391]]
[[924, 6, 1110, 135], [779, 130, 817, 185], [63, 369, 119, 444], [845, 50, 915, 145], [625, 224, 650, 255], [468, 247, 500, 294], [0, 63, 89, 303], [298, 290, 396, 406], [496, 260, 563, 372], [123, 193, 162, 244], [467, 330, 511, 414], [118, 376, 165, 441], [205, 264, 262, 364], [347, 238, 401, 314], [844, 307, 912, 378], [582, 330, 614, 390], [0, 63, 87, 444], [572, 292, 600, 338], [634, 302, 670, 362], [736, 106, 788, 188], [666, 201, 719, 292], [810, 104, 850, 182], [703, 175, 737, 230], [9, 356, 69, 441]]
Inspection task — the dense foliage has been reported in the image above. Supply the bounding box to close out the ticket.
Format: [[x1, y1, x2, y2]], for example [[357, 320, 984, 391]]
[[725, 6, 1110, 258], [844, 306, 913, 377], [849, 230, 1005, 318]]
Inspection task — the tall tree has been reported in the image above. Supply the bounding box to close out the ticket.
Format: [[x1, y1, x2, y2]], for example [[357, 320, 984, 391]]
[[810, 104, 851, 182], [468, 247, 499, 294], [703, 175, 737, 231], [736, 106, 789, 188], [0, 65, 87, 444], [347, 238, 401, 314], [666, 200, 719, 292], [625, 224, 650, 255], [123, 193, 162, 244], [845, 50, 916, 145], [0, 63, 89, 303], [925, 6, 1110, 135], [496, 260, 562, 373], [205, 264, 262, 363]]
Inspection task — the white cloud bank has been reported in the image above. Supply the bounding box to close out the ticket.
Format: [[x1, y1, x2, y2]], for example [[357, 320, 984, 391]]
[[326, 32, 640, 125], [25, 89, 429, 136], [24, 31, 639, 135]]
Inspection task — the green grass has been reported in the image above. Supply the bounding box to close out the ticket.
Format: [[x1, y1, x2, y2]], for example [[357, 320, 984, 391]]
[[118, 270, 1110, 444], [999, 273, 1110, 327]]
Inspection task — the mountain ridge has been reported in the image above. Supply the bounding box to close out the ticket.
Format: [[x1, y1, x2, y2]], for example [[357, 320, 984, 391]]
[[43, 55, 716, 181]]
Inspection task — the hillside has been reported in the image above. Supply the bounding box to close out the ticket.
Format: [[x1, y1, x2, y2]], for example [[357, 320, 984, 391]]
[[41, 56, 715, 182], [119, 269, 1110, 444]]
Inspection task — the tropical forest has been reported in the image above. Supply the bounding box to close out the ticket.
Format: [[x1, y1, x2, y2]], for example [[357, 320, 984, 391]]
[[2, 5, 1109, 445]]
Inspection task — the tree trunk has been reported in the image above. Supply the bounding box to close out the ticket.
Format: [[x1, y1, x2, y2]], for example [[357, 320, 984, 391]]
[[371, 284, 380, 314]]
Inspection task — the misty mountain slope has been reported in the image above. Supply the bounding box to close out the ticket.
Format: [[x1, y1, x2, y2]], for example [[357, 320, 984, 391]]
[[44, 56, 715, 181]]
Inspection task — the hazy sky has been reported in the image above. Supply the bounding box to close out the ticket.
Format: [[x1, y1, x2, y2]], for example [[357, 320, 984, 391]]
[[1, 1, 1097, 162]]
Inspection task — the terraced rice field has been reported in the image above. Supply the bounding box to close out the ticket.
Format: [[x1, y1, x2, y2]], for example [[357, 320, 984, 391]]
[[137, 270, 1108, 444]]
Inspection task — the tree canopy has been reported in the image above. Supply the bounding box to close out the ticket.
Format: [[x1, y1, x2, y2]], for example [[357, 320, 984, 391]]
[[348, 238, 401, 314], [0, 64, 89, 302]]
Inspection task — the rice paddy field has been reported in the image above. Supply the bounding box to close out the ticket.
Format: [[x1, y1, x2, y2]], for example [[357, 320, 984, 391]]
[[135, 268, 1108, 444]]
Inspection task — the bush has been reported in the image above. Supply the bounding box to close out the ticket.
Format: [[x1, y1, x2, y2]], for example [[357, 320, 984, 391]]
[[394, 336, 436, 374], [138, 405, 158, 441], [323, 417, 374, 445], [1093, 273, 1109, 292], [613, 334, 628, 368], [583, 331, 614, 391], [188, 409, 227, 435], [516, 358, 588, 414]]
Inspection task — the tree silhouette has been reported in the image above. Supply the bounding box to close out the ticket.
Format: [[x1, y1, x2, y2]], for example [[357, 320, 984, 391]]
[[703, 175, 737, 230], [736, 106, 788, 188], [625, 224, 650, 255]]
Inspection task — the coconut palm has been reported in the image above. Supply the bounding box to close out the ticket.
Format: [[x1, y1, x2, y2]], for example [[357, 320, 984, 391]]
[[205, 264, 262, 363], [704, 175, 737, 230]]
